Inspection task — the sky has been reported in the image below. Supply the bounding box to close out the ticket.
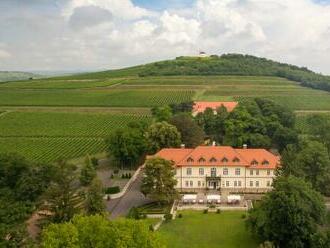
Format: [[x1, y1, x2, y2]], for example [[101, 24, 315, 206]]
[[1, 0, 330, 74]]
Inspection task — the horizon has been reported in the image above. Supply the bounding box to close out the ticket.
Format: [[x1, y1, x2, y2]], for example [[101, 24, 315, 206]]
[[1, 0, 330, 74]]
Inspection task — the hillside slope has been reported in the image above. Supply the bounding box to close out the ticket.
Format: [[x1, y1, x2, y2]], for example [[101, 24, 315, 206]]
[[0, 71, 40, 82], [58, 54, 330, 92]]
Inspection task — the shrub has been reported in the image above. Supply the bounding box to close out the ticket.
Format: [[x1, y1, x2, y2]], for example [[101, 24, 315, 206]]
[[127, 207, 141, 219], [164, 213, 172, 221], [149, 224, 154, 232], [241, 214, 246, 219], [128, 173, 132, 178], [178, 213, 183, 218], [110, 174, 114, 179], [121, 174, 125, 179], [113, 169, 119, 174], [91, 157, 99, 167], [203, 209, 208, 214], [104, 186, 120, 194], [216, 209, 221, 214], [209, 204, 216, 208]]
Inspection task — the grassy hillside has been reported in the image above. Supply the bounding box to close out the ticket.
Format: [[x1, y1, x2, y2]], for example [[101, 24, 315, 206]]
[[36, 53, 330, 92], [1, 54, 330, 163], [0, 71, 41, 82]]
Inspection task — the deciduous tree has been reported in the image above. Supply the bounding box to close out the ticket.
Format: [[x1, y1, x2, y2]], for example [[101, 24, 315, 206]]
[[141, 157, 178, 204], [145, 122, 181, 154], [247, 176, 326, 247]]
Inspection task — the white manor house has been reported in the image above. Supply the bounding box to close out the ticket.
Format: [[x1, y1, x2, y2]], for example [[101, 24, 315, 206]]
[[153, 145, 280, 192]]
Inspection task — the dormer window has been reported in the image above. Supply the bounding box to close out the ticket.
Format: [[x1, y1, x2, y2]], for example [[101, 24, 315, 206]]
[[198, 157, 206, 163], [187, 157, 194, 163], [210, 157, 217, 163], [233, 157, 240, 163], [251, 159, 258, 166], [262, 160, 269, 166], [221, 157, 228, 163]]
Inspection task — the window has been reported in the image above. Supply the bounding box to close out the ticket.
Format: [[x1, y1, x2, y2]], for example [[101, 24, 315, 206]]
[[187, 157, 194, 163], [210, 157, 217, 163], [190, 181, 193, 187], [223, 168, 228, 175], [238, 181, 242, 187], [198, 181, 201, 187], [250, 170, 253, 176], [262, 160, 269, 165], [186, 168, 192, 175], [233, 157, 240, 163], [198, 157, 206, 163], [235, 168, 241, 175], [267, 181, 271, 187], [251, 159, 258, 166], [202, 182, 205, 187], [256, 170, 259, 176], [211, 168, 217, 177], [267, 170, 271, 176], [256, 181, 259, 187], [250, 181, 253, 187], [234, 181, 237, 187], [226, 181, 230, 187], [221, 157, 228, 163], [185, 181, 189, 187], [199, 168, 204, 175]]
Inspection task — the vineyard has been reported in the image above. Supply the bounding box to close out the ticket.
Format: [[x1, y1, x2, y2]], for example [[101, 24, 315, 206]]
[[0, 137, 106, 163], [295, 113, 330, 133], [0, 111, 151, 162], [0, 112, 151, 137], [1, 61, 330, 163], [0, 89, 195, 107]]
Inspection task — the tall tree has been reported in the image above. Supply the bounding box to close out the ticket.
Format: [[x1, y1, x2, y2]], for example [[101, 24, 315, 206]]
[[105, 127, 147, 167], [169, 113, 204, 147], [79, 155, 96, 186], [85, 178, 105, 215], [151, 106, 173, 122], [141, 157, 178, 204], [42, 160, 84, 223], [145, 121, 181, 154], [41, 215, 165, 248], [247, 176, 326, 247]]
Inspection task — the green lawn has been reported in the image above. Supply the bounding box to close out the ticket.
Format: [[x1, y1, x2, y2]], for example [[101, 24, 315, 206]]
[[159, 211, 259, 248]]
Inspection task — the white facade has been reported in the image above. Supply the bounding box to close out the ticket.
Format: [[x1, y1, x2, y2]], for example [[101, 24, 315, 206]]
[[174, 166, 275, 191]]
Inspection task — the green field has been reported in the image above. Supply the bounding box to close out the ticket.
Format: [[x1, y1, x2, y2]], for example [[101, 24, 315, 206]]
[[0, 111, 151, 162], [159, 211, 259, 248]]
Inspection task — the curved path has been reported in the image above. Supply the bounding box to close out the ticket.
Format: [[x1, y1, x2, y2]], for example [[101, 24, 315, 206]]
[[106, 169, 152, 219]]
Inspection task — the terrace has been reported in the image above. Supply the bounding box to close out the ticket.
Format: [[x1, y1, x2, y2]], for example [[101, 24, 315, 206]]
[[178, 193, 249, 211]]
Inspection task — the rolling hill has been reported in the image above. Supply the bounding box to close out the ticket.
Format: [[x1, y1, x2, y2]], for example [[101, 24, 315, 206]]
[[0, 71, 41, 82], [1, 54, 330, 162]]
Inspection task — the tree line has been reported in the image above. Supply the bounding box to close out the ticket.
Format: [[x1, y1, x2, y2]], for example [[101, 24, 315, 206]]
[[138, 54, 330, 92]]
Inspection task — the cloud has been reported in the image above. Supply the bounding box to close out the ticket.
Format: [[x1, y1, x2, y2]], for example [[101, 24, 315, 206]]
[[69, 5, 113, 30], [0, 0, 330, 74], [0, 49, 11, 59]]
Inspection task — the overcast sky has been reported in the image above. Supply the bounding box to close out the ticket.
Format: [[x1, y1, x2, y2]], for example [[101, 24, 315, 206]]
[[1, 0, 330, 74]]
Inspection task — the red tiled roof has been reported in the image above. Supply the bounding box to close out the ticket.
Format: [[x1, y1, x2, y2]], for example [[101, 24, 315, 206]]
[[193, 101, 238, 114], [153, 146, 279, 169]]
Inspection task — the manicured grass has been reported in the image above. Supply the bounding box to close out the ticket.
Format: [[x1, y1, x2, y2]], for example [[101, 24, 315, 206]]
[[159, 211, 259, 248], [137, 202, 172, 214]]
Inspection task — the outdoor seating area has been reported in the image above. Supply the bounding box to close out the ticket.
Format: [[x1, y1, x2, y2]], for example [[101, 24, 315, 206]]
[[180, 193, 243, 206]]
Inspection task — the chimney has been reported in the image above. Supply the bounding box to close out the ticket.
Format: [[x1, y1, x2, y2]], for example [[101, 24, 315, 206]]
[[212, 141, 216, 146], [243, 144, 247, 149], [181, 144, 185, 149]]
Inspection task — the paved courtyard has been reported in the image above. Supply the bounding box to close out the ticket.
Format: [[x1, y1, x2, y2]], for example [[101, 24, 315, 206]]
[[106, 169, 152, 219]]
